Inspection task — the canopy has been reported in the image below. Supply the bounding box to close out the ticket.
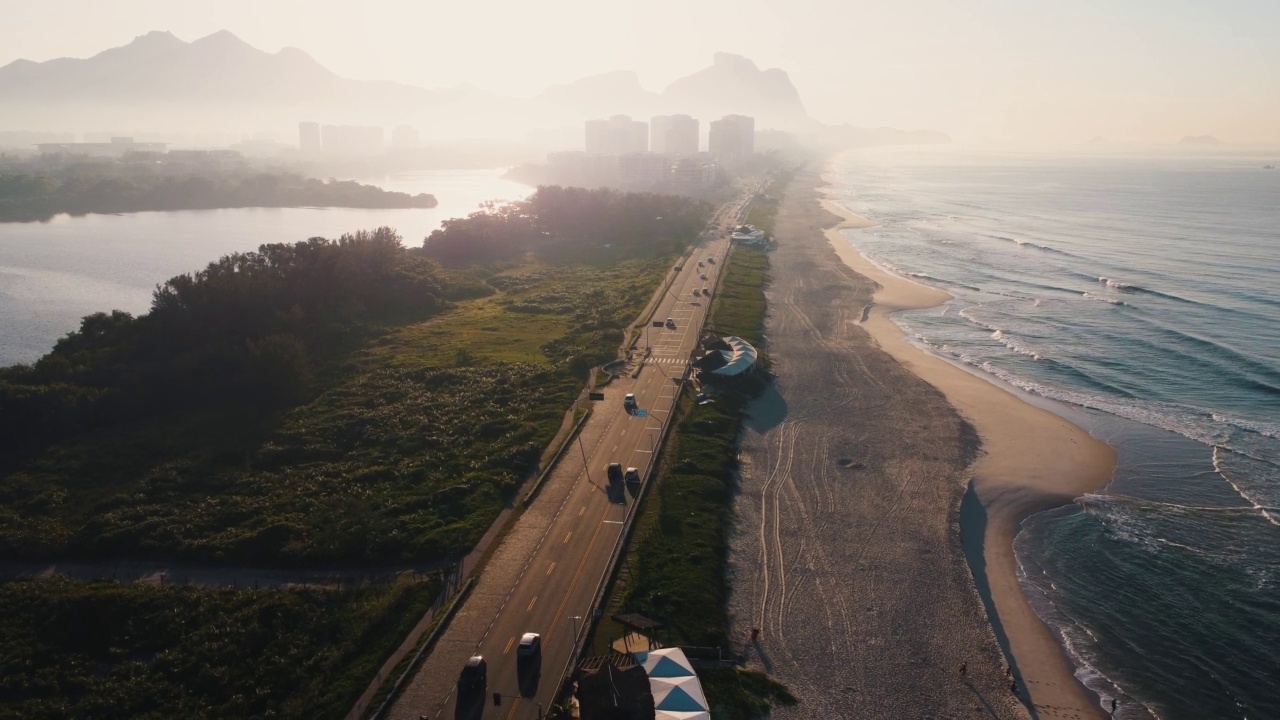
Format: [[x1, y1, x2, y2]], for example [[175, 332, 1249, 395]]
[[634, 648, 710, 720]]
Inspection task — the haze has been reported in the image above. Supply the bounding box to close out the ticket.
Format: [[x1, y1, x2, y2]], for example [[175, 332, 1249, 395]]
[[3, 0, 1279, 144]]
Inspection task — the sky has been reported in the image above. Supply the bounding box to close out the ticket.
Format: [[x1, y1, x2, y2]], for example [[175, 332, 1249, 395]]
[[2, 0, 1278, 144]]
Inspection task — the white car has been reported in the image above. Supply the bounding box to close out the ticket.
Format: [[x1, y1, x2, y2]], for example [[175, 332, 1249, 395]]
[[517, 632, 542, 658]]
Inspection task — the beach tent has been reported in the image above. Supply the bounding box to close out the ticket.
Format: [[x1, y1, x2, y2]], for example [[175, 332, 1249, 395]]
[[634, 648, 711, 720], [691, 336, 757, 377]]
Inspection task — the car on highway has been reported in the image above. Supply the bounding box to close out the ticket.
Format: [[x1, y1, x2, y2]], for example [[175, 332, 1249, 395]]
[[517, 633, 542, 659], [692, 289, 700, 297], [665, 318, 676, 329], [699, 273, 708, 280], [457, 655, 487, 695], [624, 467, 640, 484], [702, 287, 710, 297], [624, 393, 637, 412], [707, 256, 715, 264]]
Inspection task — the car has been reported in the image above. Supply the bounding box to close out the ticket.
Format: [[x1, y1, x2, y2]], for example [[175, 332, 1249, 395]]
[[665, 318, 676, 329], [697, 261, 704, 267], [707, 257, 715, 264], [623, 393, 637, 412], [607, 463, 623, 483], [702, 287, 710, 297], [692, 289, 700, 297], [517, 632, 542, 659], [457, 655, 487, 694], [624, 467, 640, 483], [699, 273, 708, 280]]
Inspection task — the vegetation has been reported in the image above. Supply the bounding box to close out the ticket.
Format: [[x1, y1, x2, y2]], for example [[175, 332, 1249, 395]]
[[0, 576, 439, 720], [0, 169, 437, 222], [0, 188, 708, 566], [423, 185, 710, 266], [597, 241, 789, 715]]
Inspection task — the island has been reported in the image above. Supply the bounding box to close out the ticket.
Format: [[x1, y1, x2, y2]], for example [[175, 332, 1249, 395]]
[[0, 157, 437, 222]]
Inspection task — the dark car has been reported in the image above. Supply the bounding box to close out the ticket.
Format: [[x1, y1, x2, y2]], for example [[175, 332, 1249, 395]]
[[607, 463, 623, 483], [457, 655, 486, 694], [624, 393, 637, 412]]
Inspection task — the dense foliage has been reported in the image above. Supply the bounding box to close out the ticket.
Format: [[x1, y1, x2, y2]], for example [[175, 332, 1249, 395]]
[[0, 194, 692, 564], [0, 170, 437, 222], [0, 576, 439, 720], [0, 227, 447, 459], [423, 185, 711, 266]]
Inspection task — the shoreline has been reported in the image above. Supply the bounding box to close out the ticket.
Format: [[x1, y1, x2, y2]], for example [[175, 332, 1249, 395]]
[[818, 195, 1116, 718]]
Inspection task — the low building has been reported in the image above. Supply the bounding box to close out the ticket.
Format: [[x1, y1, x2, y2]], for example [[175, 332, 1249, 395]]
[[730, 224, 767, 244], [36, 137, 168, 157]]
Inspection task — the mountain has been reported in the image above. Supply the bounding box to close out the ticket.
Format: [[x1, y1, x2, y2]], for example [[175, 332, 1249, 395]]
[[536, 53, 815, 131], [540, 71, 661, 119], [661, 53, 811, 130], [0, 30, 445, 134], [1178, 135, 1225, 146]]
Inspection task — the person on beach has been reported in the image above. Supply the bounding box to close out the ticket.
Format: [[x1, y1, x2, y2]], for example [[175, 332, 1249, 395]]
[[1111, 697, 1118, 715], [959, 662, 967, 677], [1010, 680, 1018, 695]]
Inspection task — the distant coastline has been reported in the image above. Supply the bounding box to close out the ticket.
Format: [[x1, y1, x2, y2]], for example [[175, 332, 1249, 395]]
[[0, 171, 437, 223]]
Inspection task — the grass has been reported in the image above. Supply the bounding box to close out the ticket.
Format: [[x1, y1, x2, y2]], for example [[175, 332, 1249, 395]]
[[0, 259, 671, 567], [591, 238, 792, 717], [0, 575, 440, 720]]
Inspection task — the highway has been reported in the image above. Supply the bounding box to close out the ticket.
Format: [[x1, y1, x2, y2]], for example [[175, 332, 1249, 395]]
[[387, 190, 753, 720]]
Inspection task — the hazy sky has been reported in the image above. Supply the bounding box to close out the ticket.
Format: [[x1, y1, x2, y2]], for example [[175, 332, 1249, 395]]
[[3, 0, 1278, 143]]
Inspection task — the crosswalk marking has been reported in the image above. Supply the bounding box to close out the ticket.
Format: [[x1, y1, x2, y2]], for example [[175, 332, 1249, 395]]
[[649, 357, 688, 364]]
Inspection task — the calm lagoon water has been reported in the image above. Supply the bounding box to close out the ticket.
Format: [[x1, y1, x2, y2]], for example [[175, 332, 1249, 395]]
[[0, 168, 530, 365], [827, 147, 1280, 719]]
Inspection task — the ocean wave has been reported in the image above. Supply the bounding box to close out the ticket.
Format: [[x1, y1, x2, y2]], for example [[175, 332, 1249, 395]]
[[1097, 277, 1207, 306], [1212, 446, 1280, 527], [1082, 292, 1127, 306], [990, 329, 1043, 360]]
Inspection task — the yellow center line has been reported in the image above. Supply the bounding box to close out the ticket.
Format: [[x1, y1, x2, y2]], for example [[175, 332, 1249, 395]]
[[503, 636, 515, 655], [578, 506, 586, 517], [546, 561, 556, 575], [507, 504, 614, 720], [527, 596, 537, 612], [563, 531, 572, 544]]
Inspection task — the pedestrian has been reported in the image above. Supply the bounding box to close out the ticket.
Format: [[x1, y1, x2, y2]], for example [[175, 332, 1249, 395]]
[[959, 662, 967, 677], [1010, 680, 1018, 695], [1005, 665, 1012, 679], [1111, 697, 1118, 715]]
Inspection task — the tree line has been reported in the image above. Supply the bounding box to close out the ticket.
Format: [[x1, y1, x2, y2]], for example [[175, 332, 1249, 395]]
[[0, 170, 437, 222]]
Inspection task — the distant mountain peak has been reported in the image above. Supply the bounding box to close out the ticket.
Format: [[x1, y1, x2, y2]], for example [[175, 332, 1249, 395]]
[[1179, 134, 1225, 145], [711, 52, 760, 71]]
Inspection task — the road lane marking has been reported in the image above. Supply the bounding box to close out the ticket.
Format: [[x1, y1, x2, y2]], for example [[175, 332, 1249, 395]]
[[504, 636, 515, 655], [527, 596, 538, 611], [546, 561, 556, 575], [579, 506, 586, 516], [563, 531, 572, 544]]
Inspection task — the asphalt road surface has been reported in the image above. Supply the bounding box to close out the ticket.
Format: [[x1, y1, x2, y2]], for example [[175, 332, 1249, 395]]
[[388, 205, 745, 720]]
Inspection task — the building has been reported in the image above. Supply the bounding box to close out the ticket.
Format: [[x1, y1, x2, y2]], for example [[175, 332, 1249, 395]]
[[585, 115, 648, 155], [650, 114, 699, 156], [708, 114, 754, 165], [298, 122, 322, 154], [391, 125, 420, 149], [320, 125, 384, 156], [35, 137, 167, 157], [670, 157, 718, 195], [619, 153, 670, 188]]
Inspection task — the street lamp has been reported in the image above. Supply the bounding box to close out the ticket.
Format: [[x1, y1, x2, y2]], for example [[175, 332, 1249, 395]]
[[570, 615, 582, 640]]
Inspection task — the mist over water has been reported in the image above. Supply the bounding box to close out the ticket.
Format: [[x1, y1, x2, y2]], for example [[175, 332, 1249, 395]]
[[0, 168, 529, 366], [826, 147, 1280, 719]]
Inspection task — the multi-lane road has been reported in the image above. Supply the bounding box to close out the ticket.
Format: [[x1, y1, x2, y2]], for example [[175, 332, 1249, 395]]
[[387, 192, 751, 720]]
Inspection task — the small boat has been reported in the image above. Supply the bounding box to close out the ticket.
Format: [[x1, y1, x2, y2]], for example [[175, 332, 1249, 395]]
[[1265, 165, 1276, 170]]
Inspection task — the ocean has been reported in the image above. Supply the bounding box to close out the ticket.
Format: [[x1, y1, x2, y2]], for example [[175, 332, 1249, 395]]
[[826, 147, 1280, 719], [0, 168, 530, 366]]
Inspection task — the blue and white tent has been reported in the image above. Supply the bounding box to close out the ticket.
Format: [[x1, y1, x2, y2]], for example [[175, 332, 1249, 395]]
[[633, 647, 710, 720]]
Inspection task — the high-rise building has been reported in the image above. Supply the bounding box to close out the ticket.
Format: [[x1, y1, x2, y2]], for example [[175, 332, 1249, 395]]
[[708, 115, 755, 165], [320, 125, 383, 156], [650, 114, 699, 156], [584, 115, 648, 155], [391, 125, 420, 149], [298, 122, 322, 154]]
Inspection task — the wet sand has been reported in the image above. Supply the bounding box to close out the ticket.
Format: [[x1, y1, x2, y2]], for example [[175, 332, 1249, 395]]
[[818, 186, 1115, 718], [728, 168, 1024, 718]]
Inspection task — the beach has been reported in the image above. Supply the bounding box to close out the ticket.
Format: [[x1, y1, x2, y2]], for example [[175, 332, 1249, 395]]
[[818, 189, 1117, 714], [727, 165, 1114, 718]]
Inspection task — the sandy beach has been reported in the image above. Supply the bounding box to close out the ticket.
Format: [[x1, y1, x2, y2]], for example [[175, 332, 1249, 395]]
[[729, 168, 1024, 718], [819, 188, 1116, 717]]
